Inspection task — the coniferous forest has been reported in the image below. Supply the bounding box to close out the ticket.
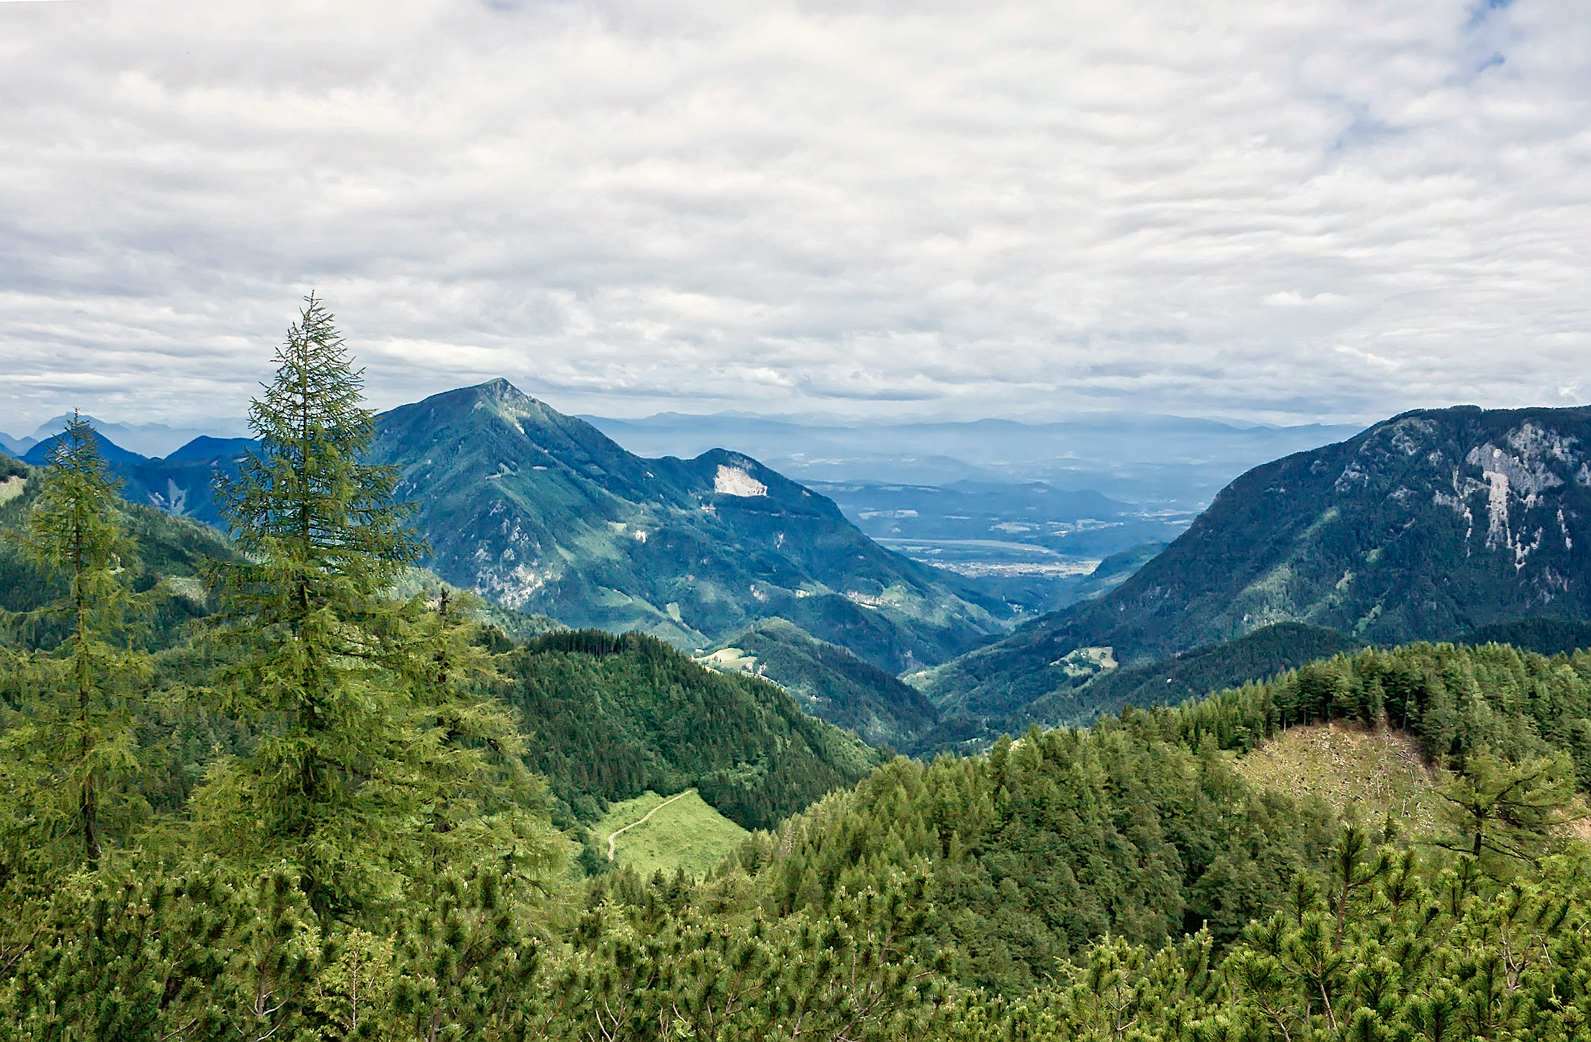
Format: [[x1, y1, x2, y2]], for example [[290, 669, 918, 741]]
[[9, 301, 1591, 1039]]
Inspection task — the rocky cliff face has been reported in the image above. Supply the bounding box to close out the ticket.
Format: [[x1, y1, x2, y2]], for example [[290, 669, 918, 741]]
[[918, 405, 1591, 722]]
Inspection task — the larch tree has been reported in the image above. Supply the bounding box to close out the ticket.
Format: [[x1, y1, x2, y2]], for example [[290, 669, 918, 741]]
[[1, 413, 148, 871], [1435, 748, 1581, 873], [194, 295, 553, 921], [194, 295, 428, 919]]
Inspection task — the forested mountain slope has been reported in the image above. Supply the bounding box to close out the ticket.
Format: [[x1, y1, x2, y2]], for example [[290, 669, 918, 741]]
[[917, 622, 1364, 750], [3, 458, 861, 843], [920, 405, 1591, 723], [0, 465, 232, 643], [733, 638, 1591, 994], [502, 629, 879, 834], [1011, 621, 1364, 730], [371, 379, 1008, 669], [700, 617, 940, 750]]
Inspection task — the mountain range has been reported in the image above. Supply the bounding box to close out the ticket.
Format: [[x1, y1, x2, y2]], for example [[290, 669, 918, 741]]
[[0, 414, 248, 459], [914, 405, 1591, 733], [5, 382, 1020, 672], [20, 387, 1591, 752], [584, 411, 1362, 508]]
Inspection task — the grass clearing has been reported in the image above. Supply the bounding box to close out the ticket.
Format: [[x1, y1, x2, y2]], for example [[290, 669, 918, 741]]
[[697, 647, 758, 674], [1231, 723, 1444, 838], [596, 788, 750, 879]]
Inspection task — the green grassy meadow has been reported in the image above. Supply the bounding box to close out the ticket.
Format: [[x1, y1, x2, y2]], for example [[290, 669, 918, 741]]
[[596, 788, 750, 879]]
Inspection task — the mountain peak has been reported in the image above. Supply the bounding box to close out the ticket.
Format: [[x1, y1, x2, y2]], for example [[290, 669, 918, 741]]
[[23, 429, 148, 467], [472, 377, 532, 403], [369, 381, 1006, 667]]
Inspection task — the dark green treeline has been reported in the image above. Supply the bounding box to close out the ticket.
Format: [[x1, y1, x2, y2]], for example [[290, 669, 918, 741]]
[[507, 629, 880, 833], [1164, 640, 1591, 777]]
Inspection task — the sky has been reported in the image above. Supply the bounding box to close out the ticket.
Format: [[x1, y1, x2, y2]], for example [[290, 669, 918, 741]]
[[1, 0, 1587, 434]]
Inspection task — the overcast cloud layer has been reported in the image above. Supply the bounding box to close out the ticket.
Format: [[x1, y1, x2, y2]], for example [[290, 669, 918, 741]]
[[1, 0, 1587, 430]]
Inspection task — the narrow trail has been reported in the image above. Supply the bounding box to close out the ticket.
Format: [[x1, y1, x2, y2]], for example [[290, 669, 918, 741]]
[[607, 790, 692, 861]]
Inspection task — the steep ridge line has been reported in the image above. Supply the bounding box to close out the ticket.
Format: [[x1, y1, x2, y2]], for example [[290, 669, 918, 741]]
[[607, 790, 692, 861], [919, 405, 1591, 730]]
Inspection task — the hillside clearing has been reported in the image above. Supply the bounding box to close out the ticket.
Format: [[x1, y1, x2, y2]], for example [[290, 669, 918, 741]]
[[1231, 722, 1443, 838], [595, 789, 750, 879]]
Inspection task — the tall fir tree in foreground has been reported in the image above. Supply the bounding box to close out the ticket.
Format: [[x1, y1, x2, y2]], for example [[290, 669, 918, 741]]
[[0, 413, 148, 875], [193, 294, 541, 919]]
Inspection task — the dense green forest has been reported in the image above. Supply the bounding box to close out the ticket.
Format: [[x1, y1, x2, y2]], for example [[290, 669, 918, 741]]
[[7, 301, 1591, 1038], [923, 622, 1365, 749], [504, 628, 879, 835]]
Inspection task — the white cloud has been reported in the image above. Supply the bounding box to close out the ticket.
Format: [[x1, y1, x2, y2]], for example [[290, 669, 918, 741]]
[[0, 0, 1586, 430]]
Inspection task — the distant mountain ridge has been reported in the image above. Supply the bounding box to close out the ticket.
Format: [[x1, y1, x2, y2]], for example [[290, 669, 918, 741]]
[[371, 380, 1009, 668], [7, 382, 1012, 669], [21, 430, 149, 467], [15, 431, 253, 526], [585, 411, 1361, 507], [1, 414, 247, 459], [919, 405, 1591, 725]]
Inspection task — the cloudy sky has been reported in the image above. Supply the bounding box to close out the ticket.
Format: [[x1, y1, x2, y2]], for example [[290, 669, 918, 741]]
[[1, 0, 1587, 432]]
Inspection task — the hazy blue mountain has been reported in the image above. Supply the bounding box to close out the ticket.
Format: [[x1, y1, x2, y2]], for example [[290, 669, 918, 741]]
[[19, 414, 247, 458], [0, 432, 35, 457], [700, 618, 940, 750], [23, 430, 149, 467], [370, 380, 1010, 669], [16, 430, 254, 527], [917, 406, 1591, 726], [164, 436, 256, 461], [116, 438, 252, 526]]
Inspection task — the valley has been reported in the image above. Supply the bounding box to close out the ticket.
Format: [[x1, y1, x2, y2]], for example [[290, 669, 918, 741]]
[[9, 376, 1591, 1039], [10, 4, 1589, 1032]]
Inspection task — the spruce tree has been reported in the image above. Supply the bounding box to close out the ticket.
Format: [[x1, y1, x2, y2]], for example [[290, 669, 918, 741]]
[[402, 587, 532, 838], [1, 414, 149, 871]]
